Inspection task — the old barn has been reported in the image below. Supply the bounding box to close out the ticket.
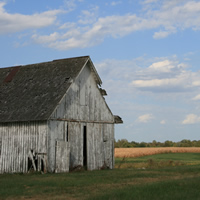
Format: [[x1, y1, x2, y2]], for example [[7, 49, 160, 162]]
[[0, 56, 122, 173]]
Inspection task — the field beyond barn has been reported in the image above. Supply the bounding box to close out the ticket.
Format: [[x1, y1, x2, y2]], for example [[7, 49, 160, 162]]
[[115, 147, 200, 158]]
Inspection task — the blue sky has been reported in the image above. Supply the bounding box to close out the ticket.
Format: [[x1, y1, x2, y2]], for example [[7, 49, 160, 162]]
[[1, 0, 200, 142]]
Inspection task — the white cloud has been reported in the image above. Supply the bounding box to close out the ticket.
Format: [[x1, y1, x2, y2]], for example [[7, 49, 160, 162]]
[[32, 32, 60, 43], [0, 2, 63, 34], [148, 60, 176, 72], [192, 94, 200, 101], [143, 0, 159, 4], [137, 114, 154, 123], [59, 22, 76, 30], [78, 6, 99, 25], [182, 114, 200, 124], [153, 30, 175, 39], [132, 77, 184, 89], [63, 0, 77, 11], [192, 81, 200, 86], [160, 120, 166, 124], [111, 1, 122, 6]]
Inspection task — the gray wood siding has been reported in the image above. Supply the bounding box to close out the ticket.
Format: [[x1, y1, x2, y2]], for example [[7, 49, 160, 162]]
[[102, 124, 115, 169], [47, 120, 68, 172], [87, 123, 104, 170], [0, 121, 47, 173], [55, 140, 70, 173], [68, 122, 83, 168], [51, 62, 114, 122]]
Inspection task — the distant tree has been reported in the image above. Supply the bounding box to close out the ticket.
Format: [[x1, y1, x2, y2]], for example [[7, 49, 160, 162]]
[[139, 142, 147, 147], [179, 139, 192, 147], [164, 140, 174, 147], [115, 139, 130, 148], [195, 140, 200, 147], [152, 140, 157, 147], [114, 138, 200, 148], [130, 141, 139, 147]]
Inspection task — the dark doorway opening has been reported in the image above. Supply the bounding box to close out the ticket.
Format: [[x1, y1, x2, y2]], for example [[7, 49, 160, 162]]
[[66, 124, 69, 142], [83, 125, 87, 168]]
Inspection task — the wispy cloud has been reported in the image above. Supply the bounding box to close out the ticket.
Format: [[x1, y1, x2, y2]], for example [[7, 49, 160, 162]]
[[30, 0, 200, 50], [78, 5, 99, 25], [137, 114, 154, 123], [143, 0, 159, 4], [111, 1, 122, 6], [1, 0, 200, 49], [160, 120, 166, 124], [148, 60, 187, 73], [192, 94, 200, 101], [32, 14, 145, 50]]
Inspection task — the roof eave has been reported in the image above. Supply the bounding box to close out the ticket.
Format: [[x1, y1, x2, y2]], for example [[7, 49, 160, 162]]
[[114, 115, 123, 124], [87, 57, 102, 86]]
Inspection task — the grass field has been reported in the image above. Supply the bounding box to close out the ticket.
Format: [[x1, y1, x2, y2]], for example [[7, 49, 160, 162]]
[[0, 150, 200, 199], [115, 152, 200, 169]]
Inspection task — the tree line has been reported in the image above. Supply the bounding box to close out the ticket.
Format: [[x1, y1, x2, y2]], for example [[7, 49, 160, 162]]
[[114, 139, 200, 148]]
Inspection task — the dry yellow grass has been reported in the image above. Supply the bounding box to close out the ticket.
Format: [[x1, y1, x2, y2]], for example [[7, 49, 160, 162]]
[[115, 147, 200, 158]]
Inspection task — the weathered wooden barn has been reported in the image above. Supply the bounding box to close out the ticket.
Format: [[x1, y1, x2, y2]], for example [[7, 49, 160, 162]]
[[0, 56, 122, 173]]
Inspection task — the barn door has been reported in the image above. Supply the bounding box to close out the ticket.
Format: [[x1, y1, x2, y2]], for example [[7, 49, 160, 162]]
[[55, 141, 70, 173], [83, 125, 87, 168]]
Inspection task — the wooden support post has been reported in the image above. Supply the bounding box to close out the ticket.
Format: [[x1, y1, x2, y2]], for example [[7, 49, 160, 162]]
[[28, 150, 36, 171]]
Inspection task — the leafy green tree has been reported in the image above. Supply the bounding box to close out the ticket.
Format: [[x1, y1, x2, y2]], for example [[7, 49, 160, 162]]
[[164, 140, 174, 147]]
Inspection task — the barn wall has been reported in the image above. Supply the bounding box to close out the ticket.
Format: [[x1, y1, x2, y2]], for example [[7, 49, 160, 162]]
[[102, 124, 115, 169], [87, 123, 115, 170], [47, 120, 68, 172], [68, 122, 82, 168], [0, 121, 47, 173]]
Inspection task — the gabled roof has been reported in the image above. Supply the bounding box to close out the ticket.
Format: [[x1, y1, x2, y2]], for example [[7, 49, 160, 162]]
[[0, 56, 102, 122]]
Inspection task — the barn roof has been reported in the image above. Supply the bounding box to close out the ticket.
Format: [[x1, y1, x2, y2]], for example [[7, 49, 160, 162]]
[[0, 56, 102, 122]]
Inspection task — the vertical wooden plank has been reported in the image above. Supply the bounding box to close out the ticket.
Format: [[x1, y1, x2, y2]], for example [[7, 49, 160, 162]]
[[55, 141, 70, 173], [1, 126, 5, 173]]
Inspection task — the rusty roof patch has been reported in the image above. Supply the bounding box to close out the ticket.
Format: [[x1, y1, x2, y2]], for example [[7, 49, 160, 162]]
[[3, 66, 20, 83]]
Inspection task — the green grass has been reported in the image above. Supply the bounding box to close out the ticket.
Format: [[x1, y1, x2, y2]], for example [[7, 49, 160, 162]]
[[89, 176, 200, 200], [115, 153, 200, 169], [0, 153, 200, 199]]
